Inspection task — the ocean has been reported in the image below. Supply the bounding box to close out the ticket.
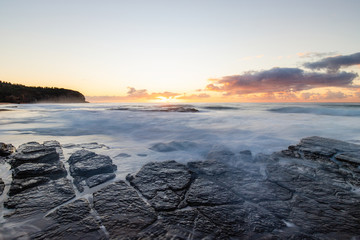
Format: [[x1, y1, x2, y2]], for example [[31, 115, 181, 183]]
[[1, 102, 360, 180]]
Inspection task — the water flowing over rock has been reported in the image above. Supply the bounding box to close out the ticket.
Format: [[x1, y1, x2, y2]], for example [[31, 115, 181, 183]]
[[149, 141, 197, 152], [0, 136, 360, 239]]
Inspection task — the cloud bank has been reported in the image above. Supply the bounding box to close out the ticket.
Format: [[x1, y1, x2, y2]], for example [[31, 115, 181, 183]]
[[206, 67, 358, 95], [205, 52, 360, 101], [304, 52, 360, 73]]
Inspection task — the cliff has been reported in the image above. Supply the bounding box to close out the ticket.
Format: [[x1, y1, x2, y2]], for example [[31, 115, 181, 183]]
[[0, 81, 86, 103]]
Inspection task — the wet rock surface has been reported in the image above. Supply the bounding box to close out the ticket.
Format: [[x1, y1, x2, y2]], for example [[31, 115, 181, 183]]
[[4, 141, 75, 219], [30, 198, 107, 240], [0, 178, 4, 195], [68, 149, 117, 192], [126, 160, 192, 210], [0, 136, 359, 239], [93, 180, 157, 239], [0, 142, 15, 157]]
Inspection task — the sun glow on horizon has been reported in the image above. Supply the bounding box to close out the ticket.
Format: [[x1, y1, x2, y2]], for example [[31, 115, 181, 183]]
[[155, 96, 182, 103]]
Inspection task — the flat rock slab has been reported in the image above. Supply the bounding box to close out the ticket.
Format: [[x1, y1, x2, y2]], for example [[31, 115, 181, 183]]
[[68, 149, 117, 191], [12, 162, 67, 179], [30, 199, 107, 240], [127, 160, 192, 210], [10, 142, 59, 168], [4, 178, 76, 219], [7, 141, 69, 196], [93, 180, 157, 239]]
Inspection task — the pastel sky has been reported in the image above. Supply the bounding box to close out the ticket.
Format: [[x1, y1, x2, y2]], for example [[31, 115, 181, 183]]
[[1, 0, 360, 102]]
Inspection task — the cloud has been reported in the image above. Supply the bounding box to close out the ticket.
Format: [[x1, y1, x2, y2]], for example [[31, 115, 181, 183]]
[[206, 67, 358, 95], [177, 93, 210, 100], [301, 90, 350, 100], [86, 87, 181, 102], [297, 51, 337, 59], [304, 52, 360, 73], [127, 87, 149, 98]]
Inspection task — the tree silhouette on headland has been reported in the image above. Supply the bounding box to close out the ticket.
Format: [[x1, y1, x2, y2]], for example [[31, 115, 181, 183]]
[[0, 81, 86, 103]]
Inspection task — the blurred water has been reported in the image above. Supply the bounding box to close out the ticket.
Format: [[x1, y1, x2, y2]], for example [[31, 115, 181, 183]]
[[1, 102, 360, 178]]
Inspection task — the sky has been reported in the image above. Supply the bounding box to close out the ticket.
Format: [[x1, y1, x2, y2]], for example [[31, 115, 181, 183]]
[[0, 0, 360, 102]]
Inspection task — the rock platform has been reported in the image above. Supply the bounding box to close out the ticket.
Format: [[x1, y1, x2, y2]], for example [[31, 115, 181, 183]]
[[0, 136, 360, 239]]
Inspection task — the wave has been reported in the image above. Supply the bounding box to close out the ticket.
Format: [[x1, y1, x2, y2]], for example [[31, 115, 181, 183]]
[[201, 106, 240, 110], [109, 104, 199, 112], [269, 106, 360, 117]]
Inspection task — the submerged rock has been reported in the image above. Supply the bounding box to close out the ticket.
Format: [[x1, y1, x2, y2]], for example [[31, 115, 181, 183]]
[[68, 150, 117, 192], [149, 141, 197, 152]]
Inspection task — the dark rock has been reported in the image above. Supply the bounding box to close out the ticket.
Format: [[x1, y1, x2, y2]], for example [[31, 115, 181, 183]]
[[0, 142, 15, 156], [115, 153, 131, 158], [137, 153, 147, 157], [2, 136, 360, 239], [9, 176, 50, 196], [10, 142, 59, 168], [86, 173, 116, 188], [240, 149, 253, 161], [68, 150, 117, 191], [335, 151, 360, 165], [0, 178, 4, 195], [149, 141, 197, 152], [12, 162, 67, 179], [231, 181, 293, 203], [31, 199, 107, 240], [4, 178, 76, 219], [186, 176, 243, 206], [286, 136, 360, 167], [187, 159, 229, 176], [127, 160, 192, 210], [68, 150, 117, 177], [197, 203, 285, 238], [93, 180, 157, 239]]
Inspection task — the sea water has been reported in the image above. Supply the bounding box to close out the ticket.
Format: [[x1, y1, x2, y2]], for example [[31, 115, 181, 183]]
[[1, 102, 360, 179]]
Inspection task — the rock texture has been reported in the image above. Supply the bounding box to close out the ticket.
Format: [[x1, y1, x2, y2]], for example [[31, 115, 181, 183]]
[[93, 181, 157, 239], [68, 150, 117, 192], [30, 199, 107, 240], [4, 141, 75, 219], [1, 136, 360, 240], [0, 142, 15, 157], [0, 178, 4, 195], [126, 160, 192, 210]]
